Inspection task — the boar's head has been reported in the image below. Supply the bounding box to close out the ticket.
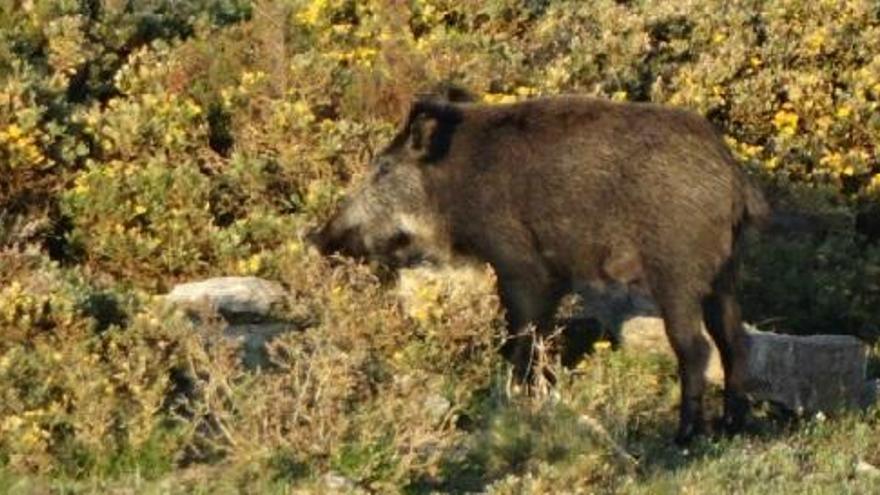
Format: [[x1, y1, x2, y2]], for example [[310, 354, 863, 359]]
[[308, 98, 465, 268]]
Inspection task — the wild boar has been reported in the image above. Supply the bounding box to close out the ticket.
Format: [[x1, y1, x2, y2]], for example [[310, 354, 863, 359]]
[[309, 90, 768, 444]]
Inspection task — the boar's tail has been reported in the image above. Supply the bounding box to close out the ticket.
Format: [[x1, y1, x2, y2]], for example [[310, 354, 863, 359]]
[[728, 177, 769, 262]]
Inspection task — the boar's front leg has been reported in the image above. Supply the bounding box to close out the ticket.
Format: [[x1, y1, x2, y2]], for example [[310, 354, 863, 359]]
[[495, 262, 566, 386]]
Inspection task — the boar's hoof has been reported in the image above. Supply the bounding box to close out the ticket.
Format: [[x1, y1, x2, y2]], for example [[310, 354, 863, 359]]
[[674, 422, 706, 447], [710, 394, 757, 441], [675, 409, 707, 446], [715, 394, 750, 436]]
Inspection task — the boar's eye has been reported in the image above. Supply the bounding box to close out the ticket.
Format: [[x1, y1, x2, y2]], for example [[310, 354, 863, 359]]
[[374, 158, 393, 179]]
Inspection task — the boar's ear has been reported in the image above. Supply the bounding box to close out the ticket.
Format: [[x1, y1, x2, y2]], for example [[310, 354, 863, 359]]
[[415, 82, 477, 104], [406, 101, 462, 163], [422, 82, 477, 103]]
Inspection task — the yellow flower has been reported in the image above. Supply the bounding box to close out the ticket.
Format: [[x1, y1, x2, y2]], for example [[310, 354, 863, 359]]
[[482, 93, 517, 104], [594, 341, 612, 351], [5, 124, 22, 140], [820, 152, 843, 171], [835, 105, 852, 119], [773, 109, 799, 137], [22, 143, 45, 165], [185, 100, 202, 117], [319, 119, 336, 132], [412, 306, 430, 324], [73, 175, 90, 195], [867, 174, 880, 193], [292, 100, 315, 126], [721, 137, 758, 159], [516, 86, 536, 97], [805, 29, 827, 53], [247, 255, 262, 273], [297, 0, 327, 25], [240, 71, 266, 87], [285, 241, 303, 255], [1, 415, 24, 432], [238, 254, 262, 274]]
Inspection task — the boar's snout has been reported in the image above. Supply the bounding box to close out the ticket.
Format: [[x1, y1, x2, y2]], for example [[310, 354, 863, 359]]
[[304, 227, 326, 252], [306, 221, 367, 258], [308, 216, 433, 268]]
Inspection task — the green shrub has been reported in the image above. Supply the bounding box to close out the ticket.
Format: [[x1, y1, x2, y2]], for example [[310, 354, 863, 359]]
[[0, 250, 195, 476]]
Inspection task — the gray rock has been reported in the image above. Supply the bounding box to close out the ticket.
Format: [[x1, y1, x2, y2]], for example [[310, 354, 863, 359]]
[[618, 316, 871, 414], [424, 394, 452, 422], [744, 326, 869, 413], [856, 460, 880, 477], [864, 379, 879, 406], [322, 471, 357, 492], [165, 277, 286, 319], [165, 277, 300, 369]]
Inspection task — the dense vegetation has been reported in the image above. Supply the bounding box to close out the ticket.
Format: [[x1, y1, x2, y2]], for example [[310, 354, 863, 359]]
[[1, 0, 879, 492]]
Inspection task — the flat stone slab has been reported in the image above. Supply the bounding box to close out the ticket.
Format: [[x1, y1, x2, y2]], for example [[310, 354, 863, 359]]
[[744, 326, 872, 413], [620, 317, 873, 414], [165, 277, 294, 369], [165, 276, 286, 318]]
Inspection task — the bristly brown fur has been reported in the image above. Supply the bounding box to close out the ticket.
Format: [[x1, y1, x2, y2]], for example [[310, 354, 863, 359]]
[[311, 93, 768, 445]]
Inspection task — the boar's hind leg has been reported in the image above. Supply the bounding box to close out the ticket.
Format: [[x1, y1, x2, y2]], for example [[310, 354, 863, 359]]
[[654, 286, 711, 445], [496, 271, 565, 386], [702, 262, 749, 435]]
